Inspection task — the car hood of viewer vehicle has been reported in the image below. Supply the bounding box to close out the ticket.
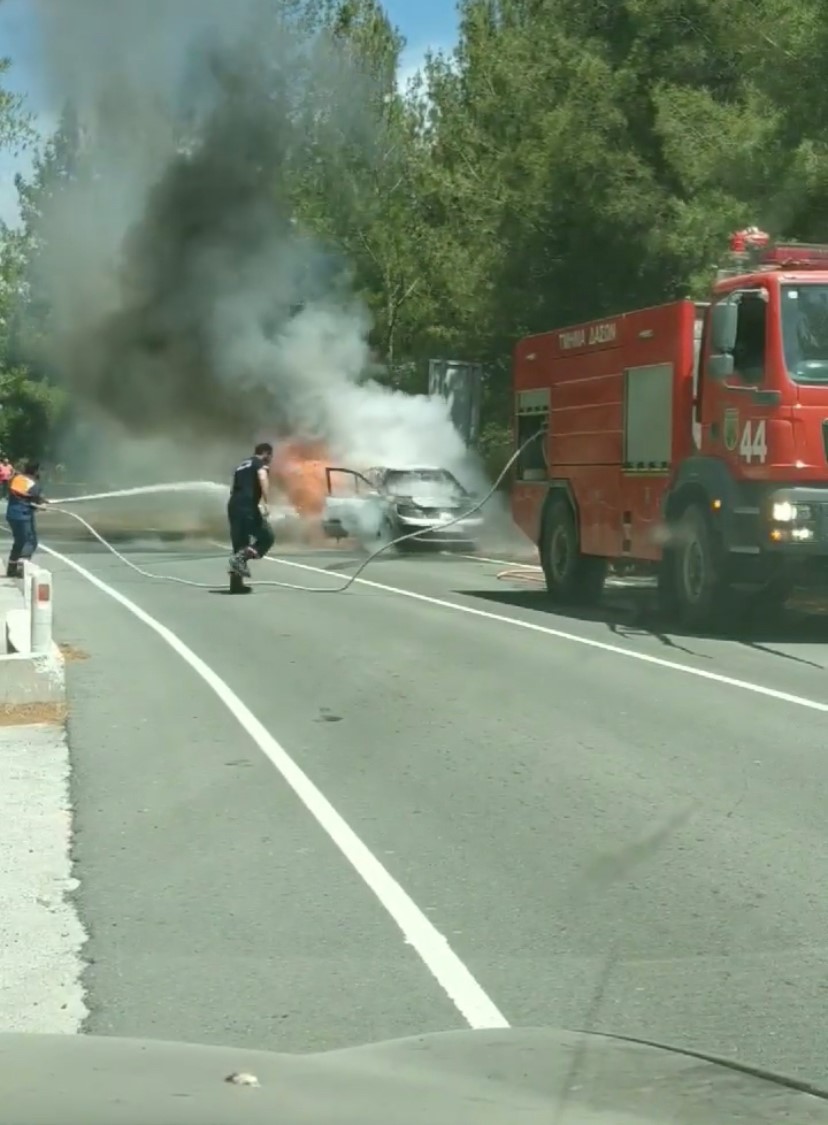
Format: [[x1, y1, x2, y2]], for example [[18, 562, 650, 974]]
[[3, 1026, 828, 1125]]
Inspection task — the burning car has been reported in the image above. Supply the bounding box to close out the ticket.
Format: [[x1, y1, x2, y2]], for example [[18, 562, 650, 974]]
[[322, 466, 484, 550]]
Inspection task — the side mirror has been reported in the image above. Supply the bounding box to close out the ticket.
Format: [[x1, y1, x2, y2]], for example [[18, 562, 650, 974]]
[[711, 302, 738, 352], [707, 353, 734, 381]]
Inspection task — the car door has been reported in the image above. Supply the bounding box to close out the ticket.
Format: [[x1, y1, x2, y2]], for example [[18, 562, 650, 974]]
[[324, 468, 388, 538]]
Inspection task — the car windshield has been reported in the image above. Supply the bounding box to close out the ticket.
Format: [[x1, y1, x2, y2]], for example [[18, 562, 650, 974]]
[[384, 469, 467, 497], [781, 283, 828, 383]]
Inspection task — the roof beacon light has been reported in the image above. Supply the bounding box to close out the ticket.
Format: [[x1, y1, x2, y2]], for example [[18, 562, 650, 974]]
[[717, 227, 771, 279], [729, 226, 770, 255]]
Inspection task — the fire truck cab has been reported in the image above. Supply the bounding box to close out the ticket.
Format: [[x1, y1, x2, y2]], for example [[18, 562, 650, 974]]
[[511, 232, 828, 627]]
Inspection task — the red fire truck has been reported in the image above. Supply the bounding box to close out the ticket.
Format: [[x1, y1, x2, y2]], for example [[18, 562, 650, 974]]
[[511, 230, 828, 627]]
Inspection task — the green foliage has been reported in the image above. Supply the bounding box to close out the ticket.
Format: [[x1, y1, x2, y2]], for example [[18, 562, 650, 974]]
[[383, 0, 828, 432], [0, 52, 65, 459], [9, 103, 84, 368], [4, 0, 828, 459], [0, 53, 33, 157], [0, 366, 67, 461]]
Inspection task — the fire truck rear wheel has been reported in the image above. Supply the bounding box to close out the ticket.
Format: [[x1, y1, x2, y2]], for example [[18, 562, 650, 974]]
[[541, 498, 606, 604], [673, 503, 727, 629]]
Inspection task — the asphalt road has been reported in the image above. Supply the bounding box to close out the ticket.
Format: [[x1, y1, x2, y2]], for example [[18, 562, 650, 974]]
[[43, 532, 828, 1085]]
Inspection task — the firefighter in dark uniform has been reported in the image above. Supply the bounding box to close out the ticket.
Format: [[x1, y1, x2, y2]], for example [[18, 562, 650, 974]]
[[6, 460, 48, 577], [228, 442, 276, 579]]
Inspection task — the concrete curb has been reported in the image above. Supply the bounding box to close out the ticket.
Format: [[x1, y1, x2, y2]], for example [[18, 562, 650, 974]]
[[0, 648, 65, 706], [0, 566, 63, 706]]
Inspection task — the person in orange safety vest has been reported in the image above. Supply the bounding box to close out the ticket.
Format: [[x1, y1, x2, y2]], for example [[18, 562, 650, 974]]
[[6, 460, 49, 578]]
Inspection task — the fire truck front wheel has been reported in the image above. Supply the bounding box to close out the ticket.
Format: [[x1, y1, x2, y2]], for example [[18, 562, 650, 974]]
[[541, 498, 606, 604], [672, 503, 728, 629]]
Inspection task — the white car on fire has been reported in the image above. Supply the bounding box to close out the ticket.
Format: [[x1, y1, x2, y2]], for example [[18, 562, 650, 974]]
[[322, 466, 484, 550]]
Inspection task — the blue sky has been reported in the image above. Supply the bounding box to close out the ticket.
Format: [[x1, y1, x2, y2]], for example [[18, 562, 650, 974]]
[[0, 0, 459, 224], [386, 0, 458, 83]]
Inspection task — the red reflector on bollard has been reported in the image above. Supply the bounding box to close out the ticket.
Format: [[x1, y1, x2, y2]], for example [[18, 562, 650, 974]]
[[37, 583, 50, 603]]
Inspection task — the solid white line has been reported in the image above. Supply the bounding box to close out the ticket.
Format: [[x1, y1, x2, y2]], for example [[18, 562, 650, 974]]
[[40, 541, 509, 1031], [258, 554, 828, 715]]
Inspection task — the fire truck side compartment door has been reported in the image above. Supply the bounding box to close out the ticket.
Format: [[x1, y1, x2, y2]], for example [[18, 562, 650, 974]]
[[623, 363, 673, 558], [623, 363, 673, 469]]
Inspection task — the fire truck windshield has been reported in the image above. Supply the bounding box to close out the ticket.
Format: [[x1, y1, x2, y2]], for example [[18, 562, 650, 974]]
[[781, 283, 828, 383]]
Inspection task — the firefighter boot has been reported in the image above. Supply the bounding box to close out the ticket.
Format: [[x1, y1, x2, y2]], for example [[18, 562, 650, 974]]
[[228, 551, 251, 579]]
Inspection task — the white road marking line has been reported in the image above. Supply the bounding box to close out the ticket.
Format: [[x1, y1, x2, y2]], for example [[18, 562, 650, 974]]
[[40, 541, 509, 1031], [257, 554, 828, 715]]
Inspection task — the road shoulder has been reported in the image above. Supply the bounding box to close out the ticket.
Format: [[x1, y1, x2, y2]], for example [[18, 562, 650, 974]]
[[0, 705, 88, 1033]]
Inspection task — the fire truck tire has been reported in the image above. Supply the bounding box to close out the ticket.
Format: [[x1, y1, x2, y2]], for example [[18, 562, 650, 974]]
[[672, 503, 728, 629], [541, 498, 606, 604]]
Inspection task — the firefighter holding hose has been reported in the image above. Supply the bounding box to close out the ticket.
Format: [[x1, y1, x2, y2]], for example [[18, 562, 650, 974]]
[[5, 459, 49, 578], [227, 442, 276, 579]]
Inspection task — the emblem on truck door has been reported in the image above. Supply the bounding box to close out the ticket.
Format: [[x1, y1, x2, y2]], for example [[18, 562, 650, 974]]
[[723, 407, 739, 452]]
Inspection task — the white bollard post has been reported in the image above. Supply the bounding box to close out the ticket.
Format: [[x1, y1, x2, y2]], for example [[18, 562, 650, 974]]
[[21, 560, 32, 611], [30, 566, 53, 654]]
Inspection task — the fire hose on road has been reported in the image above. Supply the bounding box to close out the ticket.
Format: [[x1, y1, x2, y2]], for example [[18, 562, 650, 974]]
[[43, 434, 543, 594]]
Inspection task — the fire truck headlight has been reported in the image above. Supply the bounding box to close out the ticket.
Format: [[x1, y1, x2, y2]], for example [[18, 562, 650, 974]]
[[772, 500, 799, 522]]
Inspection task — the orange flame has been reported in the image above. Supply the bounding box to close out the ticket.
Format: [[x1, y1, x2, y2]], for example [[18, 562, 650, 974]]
[[272, 439, 331, 520]]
